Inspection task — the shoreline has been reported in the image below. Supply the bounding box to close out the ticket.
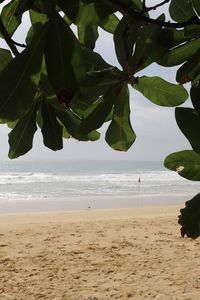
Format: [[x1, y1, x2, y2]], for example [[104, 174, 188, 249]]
[[0, 203, 182, 217], [0, 194, 188, 214]]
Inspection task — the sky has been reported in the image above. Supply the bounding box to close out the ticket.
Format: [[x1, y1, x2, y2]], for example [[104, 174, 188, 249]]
[[0, 1, 192, 162]]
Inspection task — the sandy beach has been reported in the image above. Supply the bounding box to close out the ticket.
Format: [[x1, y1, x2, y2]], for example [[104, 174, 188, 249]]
[[0, 205, 199, 300]]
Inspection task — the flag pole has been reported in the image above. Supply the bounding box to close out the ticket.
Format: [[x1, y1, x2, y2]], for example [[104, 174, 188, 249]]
[[137, 176, 141, 207]]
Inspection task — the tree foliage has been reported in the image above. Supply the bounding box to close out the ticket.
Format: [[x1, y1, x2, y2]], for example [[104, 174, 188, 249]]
[[1, 0, 200, 236]]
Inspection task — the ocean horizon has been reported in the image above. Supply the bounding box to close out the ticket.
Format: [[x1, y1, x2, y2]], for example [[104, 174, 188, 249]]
[[0, 159, 199, 213]]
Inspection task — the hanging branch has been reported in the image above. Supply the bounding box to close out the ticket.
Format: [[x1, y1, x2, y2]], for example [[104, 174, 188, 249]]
[[13, 41, 27, 48], [0, 17, 19, 56], [143, 0, 170, 13], [106, 0, 200, 28]]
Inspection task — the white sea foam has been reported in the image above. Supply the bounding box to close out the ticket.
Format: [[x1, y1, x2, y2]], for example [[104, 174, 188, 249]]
[[0, 161, 199, 204]]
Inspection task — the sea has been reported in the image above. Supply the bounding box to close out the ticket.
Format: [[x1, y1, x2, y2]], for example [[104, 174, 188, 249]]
[[0, 160, 199, 213]]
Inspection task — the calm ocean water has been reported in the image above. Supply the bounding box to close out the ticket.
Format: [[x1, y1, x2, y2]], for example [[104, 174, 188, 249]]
[[0, 160, 199, 212]]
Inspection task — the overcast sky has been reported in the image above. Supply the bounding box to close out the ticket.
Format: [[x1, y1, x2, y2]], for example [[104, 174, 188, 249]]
[[0, 1, 192, 162]]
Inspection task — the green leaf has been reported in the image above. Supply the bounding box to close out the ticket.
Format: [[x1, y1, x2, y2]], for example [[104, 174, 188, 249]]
[[164, 150, 200, 181], [41, 100, 63, 151], [78, 67, 123, 105], [169, 0, 195, 22], [0, 48, 12, 71], [190, 80, 200, 110], [29, 9, 48, 24], [184, 24, 200, 38], [0, 23, 48, 121], [134, 76, 188, 106], [25, 22, 44, 45], [105, 84, 136, 151], [99, 13, 119, 33], [178, 193, 200, 239], [80, 86, 117, 134], [157, 39, 200, 67], [8, 101, 39, 159], [78, 24, 99, 50], [131, 21, 162, 71], [56, 109, 100, 141], [192, 0, 200, 16], [6, 120, 18, 129], [58, 0, 114, 26], [0, 0, 22, 36], [158, 28, 189, 49], [40, 73, 67, 111], [45, 12, 85, 95], [57, 0, 80, 23], [176, 49, 200, 84], [81, 47, 111, 72], [83, 67, 123, 88], [113, 16, 133, 71], [175, 107, 200, 153], [33, 0, 53, 15], [14, 0, 30, 16]]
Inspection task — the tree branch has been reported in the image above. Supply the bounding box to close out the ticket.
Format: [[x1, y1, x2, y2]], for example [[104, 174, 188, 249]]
[[0, 17, 19, 56], [143, 0, 170, 13], [106, 0, 200, 28], [12, 40, 27, 48]]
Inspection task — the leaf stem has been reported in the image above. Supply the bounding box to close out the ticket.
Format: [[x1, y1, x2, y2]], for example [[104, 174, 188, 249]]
[[0, 17, 19, 56]]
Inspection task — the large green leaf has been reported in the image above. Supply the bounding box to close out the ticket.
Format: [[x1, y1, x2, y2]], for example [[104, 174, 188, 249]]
[[184, 24, 200, 38], [169, 0, 195, 22], [113, 16, 132, 71], [8, 102, 39, 159], [178, 193, 200, 239], [105, 84, 136, 151], [0, 23, 48, 121], [58, 0, 114, 26], [164, 150, 200, 181], [175, 107, 200, 153], [81, 47, 111, 72], [83, 67, 123, 88], [56, 109, 100, 141], [78, 24, 99, 50], [131, 21, 162, 72], [99, 13, 119, 33], [190, 81, 200, 110], [14, 0, 29, 16], [15, 0, 51, 16], [41, 100, 63, 151], [31, 0, 53, 15], [80, 86, 117, 134], [134, 76, 188, 106], [0, 48, 12, 71], [0, 0, 22, 37], [45, 12, 85, 95], [25, 22, 44, 45], [78, 67, 123, 104], [157, 39, 200, 67], [40, 72, 67, 111], [176, 49, 200, 84], [158, 28, 189, 49], [29, 9, 48, 24]]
